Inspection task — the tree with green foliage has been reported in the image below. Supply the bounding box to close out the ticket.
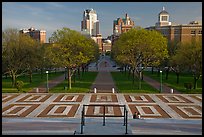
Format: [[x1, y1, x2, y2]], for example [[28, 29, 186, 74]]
[[172, 40, 202, 89], [112, 27, 169, 87], [49, 27, 99, 89], [21, 34, 40, 83], [2, 28, 37, 87]]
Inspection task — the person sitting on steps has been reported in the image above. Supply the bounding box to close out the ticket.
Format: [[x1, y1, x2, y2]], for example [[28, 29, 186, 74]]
[[133, 111, 140, 119]]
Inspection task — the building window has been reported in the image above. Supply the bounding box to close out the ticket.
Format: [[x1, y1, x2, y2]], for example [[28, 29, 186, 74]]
[[174, 29, 179, 34], [161, 16, 168, 21], [198, 30, 202, 34], [191, 30, 196, 35]]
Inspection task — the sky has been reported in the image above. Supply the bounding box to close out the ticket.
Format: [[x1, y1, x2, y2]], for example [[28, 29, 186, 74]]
[[2, 2, 202, 42]]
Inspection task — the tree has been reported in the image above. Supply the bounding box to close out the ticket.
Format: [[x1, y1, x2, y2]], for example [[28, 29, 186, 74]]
[[21, 34, 39, 83], [112, 27, 169, 87], [2, 28, 36, 87], [164, 40, 180, 80], [49, 27, 98, 89], [172, 40, 202, 89], [36, 43, 56, 79]]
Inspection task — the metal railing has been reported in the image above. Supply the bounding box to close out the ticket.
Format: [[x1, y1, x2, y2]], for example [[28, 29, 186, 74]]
[[81, 104, 128, 134]]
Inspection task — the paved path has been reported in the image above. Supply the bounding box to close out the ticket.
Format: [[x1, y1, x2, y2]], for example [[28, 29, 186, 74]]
[[90, 57, 117, 93], [2, 117, 202, 135], [143, 75, 181, 94], [2, 92, 202, 135], [29, 74, 65, 93]]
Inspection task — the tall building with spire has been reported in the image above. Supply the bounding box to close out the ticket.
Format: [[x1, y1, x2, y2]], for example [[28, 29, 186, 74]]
[[81, 8, 102, 52], [81, 8, 99, 36]]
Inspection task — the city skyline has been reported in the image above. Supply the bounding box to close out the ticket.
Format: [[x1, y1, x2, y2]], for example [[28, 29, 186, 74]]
[[2, 2, 202, 42]]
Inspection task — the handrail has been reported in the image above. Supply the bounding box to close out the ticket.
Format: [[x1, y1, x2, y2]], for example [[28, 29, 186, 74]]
[[80, 104, 128, 134]]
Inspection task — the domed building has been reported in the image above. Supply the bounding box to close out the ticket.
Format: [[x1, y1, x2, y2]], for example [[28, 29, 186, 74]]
[[146, 7, 202, 44], [155, 7, 171, 27], [102, 38, 112, 53]]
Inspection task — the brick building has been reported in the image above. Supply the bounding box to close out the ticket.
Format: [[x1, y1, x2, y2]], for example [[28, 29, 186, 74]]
[[20, 27, 46, 43], [146, 7, 202, 44], [113, 13, 135, 35]]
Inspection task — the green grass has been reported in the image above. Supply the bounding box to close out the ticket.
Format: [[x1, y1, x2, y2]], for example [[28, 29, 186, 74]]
[[111, 72, 159, 93], [2, 72, 64, 93], [49, 71, 98, 93], [143, 71, 202, 94]]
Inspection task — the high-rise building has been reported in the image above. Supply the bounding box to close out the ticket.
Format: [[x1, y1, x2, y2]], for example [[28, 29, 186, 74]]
[[20, 27, 46, 43], [81, 9, 102, 52], [146, 7, 202, 44], [113, 13, 135, 35], [81, 8, 100, 36]]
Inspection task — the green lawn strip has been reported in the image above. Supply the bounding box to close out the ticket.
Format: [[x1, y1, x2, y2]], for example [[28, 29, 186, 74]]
[[2, 71, 64, 93], [143, 71, 202, 94], [49, 71, 98, 93], [111, 72, 159, 93]]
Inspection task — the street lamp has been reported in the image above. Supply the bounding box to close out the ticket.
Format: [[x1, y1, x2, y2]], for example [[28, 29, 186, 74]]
[[160, 70, 162, 93], [139, 71, 142, 89], [46, 71, 49, 92], [65, 67, 67, 80]]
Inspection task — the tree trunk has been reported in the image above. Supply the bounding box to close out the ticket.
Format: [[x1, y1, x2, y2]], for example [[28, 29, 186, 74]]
[[29, 70, 32, 83], [68, 68, 72, 89], [82, 66, 85, 76], [151, 67, 154, 74], [11, 73, 16, 87], [78, 67, 80, 79], [193, 75, 199, 89], [132, 69, 135, 85], [40, 68, 43, 79], [157, 69, 160, 77], [124, 65, 127, 75], [73, 70, 76, 83], [128, 68, 131, 79]]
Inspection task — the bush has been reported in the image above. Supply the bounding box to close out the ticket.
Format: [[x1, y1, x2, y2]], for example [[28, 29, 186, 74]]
[[16, 81, 24, 92]]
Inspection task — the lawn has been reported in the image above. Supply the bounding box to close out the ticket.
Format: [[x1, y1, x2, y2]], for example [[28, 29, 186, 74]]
[[111, 72, 159, 93], [49, 71, 98, 93], [143, 71, 202, 94], [2, 71, 64, 93]]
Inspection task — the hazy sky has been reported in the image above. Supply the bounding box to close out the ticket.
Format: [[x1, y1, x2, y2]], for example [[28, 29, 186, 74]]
[[2, 2, 202, 42]]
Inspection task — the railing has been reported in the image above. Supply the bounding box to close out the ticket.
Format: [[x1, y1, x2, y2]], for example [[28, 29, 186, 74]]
[[81, 104, 128, 134]]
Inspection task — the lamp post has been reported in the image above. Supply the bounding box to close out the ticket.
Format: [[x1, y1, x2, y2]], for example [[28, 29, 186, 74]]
[[160, 70, 162, 93], [46, 71, 49, 92], [65, 67, 67, 80], [139, 71, 142, 89]]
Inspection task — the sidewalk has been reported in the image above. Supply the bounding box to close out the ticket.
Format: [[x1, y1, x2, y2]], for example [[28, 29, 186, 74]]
[[28, 74, 65, 93], [143, 75, 181, 93], [2, 117, 202, 135], [90, 56, 117, 93]]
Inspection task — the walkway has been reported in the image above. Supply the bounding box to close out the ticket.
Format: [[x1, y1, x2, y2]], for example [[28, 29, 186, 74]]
[[2, 93, 202, 135], [28, 74, 65, 93], [143, 75, 181, 94], [90, 56, 117, 93]]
